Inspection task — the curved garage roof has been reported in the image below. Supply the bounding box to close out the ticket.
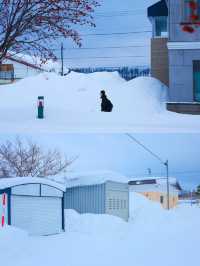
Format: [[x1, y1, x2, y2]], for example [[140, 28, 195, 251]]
[[0, 177, 66, 191]]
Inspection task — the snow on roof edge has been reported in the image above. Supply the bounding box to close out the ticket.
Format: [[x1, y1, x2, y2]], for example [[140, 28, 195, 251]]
[[0, 177, 66, 191]]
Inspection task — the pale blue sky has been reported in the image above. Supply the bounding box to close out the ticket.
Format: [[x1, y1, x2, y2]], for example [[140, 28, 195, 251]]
[[0, 133, 199, 190], [58, 0, 157, 68]]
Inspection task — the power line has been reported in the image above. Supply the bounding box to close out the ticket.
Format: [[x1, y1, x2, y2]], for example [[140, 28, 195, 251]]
[[51, 44, 149, 51], [59, 55, 148, 60], [80, 30, 151, 37], [126, 134, 165, 164], [126, 134, 170, 210]]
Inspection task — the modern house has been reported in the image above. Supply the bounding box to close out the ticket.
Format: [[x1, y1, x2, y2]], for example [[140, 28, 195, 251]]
[[148, 0, 200, 114], [129, 177, 182, 209], [0, 177, 66, 236], [148, 0, 169, 86], [64, 172, 130, 221]]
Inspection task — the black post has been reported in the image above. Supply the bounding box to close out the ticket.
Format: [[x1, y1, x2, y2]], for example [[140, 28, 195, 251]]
[[61, 43, 64, 76]]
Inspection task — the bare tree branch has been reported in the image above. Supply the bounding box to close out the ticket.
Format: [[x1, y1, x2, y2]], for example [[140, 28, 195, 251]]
[[0, 0, 99, 62], [0, 137, 77, 178]]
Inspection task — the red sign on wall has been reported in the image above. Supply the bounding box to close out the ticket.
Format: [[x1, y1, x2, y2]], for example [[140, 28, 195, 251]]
[[1, 193, 7, 228]]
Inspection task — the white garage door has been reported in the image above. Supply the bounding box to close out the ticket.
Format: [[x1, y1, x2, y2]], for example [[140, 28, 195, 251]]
[[11, 195, 62, 235]]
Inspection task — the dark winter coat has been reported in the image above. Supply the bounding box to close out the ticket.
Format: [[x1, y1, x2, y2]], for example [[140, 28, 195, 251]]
[[101, 94, 113, 112]]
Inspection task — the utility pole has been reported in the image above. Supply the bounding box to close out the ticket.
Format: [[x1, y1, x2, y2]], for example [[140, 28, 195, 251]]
[[164, 160, 170, 210], [126, 134, 170, 210], [147, 168, 152, 176], [61, 43, 64, 76]]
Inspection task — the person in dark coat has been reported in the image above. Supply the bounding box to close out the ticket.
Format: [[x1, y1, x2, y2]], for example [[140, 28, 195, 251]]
[[100, 90, 113, 112]]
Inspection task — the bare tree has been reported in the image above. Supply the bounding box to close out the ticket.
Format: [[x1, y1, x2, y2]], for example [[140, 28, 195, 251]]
[[0, 0, 99, 62], [0, 138, 76, 177]]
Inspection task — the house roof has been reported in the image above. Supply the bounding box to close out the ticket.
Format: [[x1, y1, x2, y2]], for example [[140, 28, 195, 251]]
[[5, 54, 45, 71], [129, 177, 182, 191], [147, 0, 168, 17], [4, 53, 69, 74]]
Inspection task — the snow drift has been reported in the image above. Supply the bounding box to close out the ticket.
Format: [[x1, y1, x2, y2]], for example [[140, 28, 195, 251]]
[[1, 192, 199, 266]]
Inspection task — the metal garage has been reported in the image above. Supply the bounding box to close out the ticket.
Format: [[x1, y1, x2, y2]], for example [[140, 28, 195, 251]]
[[0, 177, 66, 235], [65, 177, 129, 221]]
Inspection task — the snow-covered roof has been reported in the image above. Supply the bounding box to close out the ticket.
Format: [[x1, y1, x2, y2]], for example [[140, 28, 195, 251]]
[[129, 176, 182, 191], [129, 176, 176, 184], [52, 171, 129, 188], [5, 53, 69, 74], [0, 177, 66, 191]]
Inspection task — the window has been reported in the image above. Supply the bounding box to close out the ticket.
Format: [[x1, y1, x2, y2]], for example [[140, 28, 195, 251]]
[[154, 16, 168, 37], [193, 61, 200, 102], [0, 64, 14, 80], [183, 0, 200, 22], [160, 195, 164, 204]]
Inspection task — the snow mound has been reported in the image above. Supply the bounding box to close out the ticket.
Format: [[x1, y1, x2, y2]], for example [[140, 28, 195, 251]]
[[0, 72, 167, 116], [0, 226, 28, 258], [65, 209, 128, 236]]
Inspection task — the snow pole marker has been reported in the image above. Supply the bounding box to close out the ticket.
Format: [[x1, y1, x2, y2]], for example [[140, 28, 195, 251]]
[[37, 96, 44, 119], [1, 193, 6, 228]]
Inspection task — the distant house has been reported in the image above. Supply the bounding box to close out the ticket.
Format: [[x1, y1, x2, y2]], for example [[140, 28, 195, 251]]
[[148, 0, 200, 114], [0, 55, 46, 84], [129, 177, 182, 209]]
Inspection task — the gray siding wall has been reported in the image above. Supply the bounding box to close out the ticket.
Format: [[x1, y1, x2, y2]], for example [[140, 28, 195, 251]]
[[64, 184, 106, 214], [169, 0, 200, 42], [168, 49, 200, 102]]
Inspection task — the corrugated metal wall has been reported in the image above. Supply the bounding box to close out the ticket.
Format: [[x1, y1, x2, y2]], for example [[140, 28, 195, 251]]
[[64, 184, 106, 214], [64, 182, 129, 221]]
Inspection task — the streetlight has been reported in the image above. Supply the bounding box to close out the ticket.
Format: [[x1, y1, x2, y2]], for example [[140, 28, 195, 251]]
[[126, 134, 170, 210]]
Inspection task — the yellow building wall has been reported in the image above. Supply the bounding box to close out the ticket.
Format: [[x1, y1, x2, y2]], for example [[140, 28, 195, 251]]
[[140, 191, 178, 209]]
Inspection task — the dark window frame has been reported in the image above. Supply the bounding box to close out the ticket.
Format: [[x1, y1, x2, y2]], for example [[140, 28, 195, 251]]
[[193, 60, 200, 102]]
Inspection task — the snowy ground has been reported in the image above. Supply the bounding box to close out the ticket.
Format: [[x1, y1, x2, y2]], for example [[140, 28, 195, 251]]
[[1, 193, 199, 266], [1, 72, 200, 133]]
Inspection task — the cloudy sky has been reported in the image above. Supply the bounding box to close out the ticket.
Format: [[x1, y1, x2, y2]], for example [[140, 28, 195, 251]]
[[58, 0, 157, 68], [0, 133, 199, 191]]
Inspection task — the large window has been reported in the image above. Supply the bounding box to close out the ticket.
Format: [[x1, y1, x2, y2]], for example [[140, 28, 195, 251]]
[[183, 0, 200, 22]]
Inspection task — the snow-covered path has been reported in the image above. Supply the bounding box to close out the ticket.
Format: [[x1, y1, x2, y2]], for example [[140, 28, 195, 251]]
[[1, 72, 200, 133], [1, 193, 199, 266]]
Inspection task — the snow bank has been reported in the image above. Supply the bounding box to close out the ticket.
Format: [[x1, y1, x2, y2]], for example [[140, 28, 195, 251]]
[[65, 209, 129, 236], [1, 71, 200, 132], [0, 226, 28, 261], [0, 71, 185, 133], [1, 191, 200, 266]]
